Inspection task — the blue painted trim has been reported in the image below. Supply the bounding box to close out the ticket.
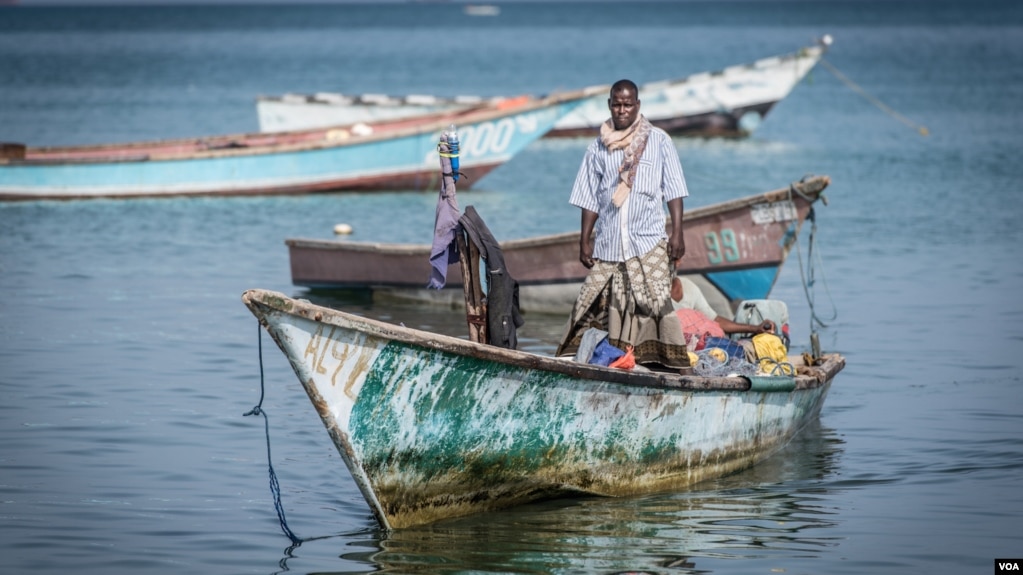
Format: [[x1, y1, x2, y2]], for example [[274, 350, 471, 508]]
[[704, 266, 779, 303], [0, 100, 581, 197]]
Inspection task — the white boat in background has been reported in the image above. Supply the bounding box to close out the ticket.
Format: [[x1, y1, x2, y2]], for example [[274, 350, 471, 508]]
[[257, 37, 830, 137], [464, 4, 500, 16]]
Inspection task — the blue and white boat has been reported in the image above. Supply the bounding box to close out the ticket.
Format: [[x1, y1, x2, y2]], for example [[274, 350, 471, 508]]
[[0, 93, 583, 201]]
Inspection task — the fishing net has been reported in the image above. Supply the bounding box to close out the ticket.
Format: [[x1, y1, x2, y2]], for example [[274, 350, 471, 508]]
[[692, 348, 760, 378]]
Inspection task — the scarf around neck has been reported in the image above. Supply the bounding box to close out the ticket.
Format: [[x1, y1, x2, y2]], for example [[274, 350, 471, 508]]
[[600, 114, 652, 208]]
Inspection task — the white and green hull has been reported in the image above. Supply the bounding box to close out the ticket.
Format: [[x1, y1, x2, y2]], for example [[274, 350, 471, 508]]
[[243, 289, 845, 529]]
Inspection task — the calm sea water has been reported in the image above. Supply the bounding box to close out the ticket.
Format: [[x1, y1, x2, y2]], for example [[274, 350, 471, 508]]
[[2, 2, 1022, 574]]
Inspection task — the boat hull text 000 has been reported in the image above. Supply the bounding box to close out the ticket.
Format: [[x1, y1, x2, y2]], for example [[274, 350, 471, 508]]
[[0, 93, 584, 201]]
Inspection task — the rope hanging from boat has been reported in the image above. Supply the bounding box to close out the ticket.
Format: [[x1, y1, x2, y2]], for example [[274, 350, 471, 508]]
[[788, 182, 838, 350], [243, 321, 301, 545], [820, 57, 930, 136]]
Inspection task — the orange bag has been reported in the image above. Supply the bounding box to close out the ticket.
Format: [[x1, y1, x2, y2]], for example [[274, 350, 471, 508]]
[[609, 345, 636, 370]]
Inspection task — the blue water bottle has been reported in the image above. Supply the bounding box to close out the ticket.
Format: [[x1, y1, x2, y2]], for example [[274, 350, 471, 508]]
[[446, 124, 460, 182]]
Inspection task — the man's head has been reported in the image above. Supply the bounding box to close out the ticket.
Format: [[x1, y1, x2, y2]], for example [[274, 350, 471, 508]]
[[608, 79, 640, 131]]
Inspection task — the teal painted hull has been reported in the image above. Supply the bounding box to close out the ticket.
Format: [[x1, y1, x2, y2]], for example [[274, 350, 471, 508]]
[[0, 95, 582, 200], [243, 289, 845, 529]]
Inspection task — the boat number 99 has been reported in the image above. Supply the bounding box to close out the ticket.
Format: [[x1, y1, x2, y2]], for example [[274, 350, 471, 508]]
[[459, 118, 516, 157], [705, 229, 739, 265]]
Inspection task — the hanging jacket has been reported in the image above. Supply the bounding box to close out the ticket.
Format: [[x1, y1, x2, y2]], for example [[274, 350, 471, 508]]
[[458, 206, 524, 349]]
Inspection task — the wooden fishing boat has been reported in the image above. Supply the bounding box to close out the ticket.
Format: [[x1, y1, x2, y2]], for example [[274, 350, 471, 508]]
[[287, 175, 831, 316], [242, 288, 845, 530], [0, 92, 584, 201], [256, 38, 829, 137]]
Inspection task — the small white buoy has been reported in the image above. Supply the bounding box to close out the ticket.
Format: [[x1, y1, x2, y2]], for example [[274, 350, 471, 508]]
[[333, 223, 353, 235], [351, 122, 374, 136]]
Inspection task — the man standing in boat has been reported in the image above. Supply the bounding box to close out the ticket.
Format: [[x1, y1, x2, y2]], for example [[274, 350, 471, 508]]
[[556, 79, 691, 371]]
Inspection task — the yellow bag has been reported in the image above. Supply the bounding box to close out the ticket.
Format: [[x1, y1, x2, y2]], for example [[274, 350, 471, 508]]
[[752, 333, 793, 375]]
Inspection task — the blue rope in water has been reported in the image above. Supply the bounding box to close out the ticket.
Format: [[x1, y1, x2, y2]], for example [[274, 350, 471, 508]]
[[244, 320, 301, 544]]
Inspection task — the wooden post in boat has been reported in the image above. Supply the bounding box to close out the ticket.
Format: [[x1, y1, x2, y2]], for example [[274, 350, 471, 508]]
[[457, 229, 487, 344], [434, 126, 487, 344]]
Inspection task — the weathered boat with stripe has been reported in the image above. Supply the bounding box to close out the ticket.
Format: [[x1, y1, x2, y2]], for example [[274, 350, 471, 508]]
[[256, 38, 828, 138], [288, 175, 831, 316], [0, 92, 583, 201], [242, 288, 845, 530]]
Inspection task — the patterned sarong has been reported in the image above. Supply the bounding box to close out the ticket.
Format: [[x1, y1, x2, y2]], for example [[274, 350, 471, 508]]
[[556, 240, 691, 369]]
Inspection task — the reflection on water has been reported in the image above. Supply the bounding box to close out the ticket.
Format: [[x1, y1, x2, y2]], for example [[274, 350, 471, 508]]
[[273, 421, 844, 574]]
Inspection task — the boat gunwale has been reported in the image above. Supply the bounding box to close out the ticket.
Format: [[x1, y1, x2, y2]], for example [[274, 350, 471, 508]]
[[242, 288, 844, 394]]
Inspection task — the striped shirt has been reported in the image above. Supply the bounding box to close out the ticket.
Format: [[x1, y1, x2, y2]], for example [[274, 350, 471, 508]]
[[569, 126, 688, 262]]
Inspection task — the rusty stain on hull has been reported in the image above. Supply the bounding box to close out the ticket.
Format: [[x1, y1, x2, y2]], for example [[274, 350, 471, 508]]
[[242, 289, 844, 530]]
